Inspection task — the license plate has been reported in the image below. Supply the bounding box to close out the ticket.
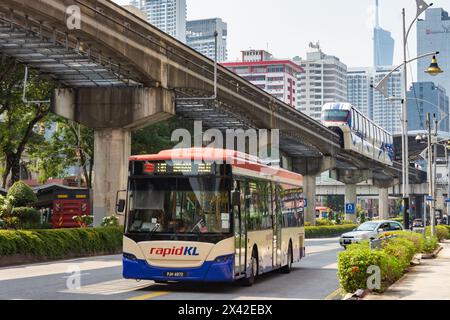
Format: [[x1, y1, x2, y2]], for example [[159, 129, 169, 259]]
[[164, 271, 187, 278]]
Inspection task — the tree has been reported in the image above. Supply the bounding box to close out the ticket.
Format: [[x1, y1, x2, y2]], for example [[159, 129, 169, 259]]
[[132, 117, 194, 155], [29, 116, 94, 189], [0, 61, 52, 188]]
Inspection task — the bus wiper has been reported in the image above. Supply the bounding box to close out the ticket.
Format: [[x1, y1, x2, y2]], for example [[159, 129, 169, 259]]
[[190, 219, 205, 234], [145, 223, 161, 240]]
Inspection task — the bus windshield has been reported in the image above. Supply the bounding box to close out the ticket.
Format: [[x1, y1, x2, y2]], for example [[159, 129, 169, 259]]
[[127, 177, 231, 234], [322, 110, 349, 122]]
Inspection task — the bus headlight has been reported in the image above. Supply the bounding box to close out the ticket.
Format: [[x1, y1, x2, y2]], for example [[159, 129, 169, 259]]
[[215, 255, 233, 263], [123, 253, 138, 261]]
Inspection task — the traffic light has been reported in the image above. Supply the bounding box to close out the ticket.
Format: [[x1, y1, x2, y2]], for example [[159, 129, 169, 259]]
[[447, 140, 450, 150]]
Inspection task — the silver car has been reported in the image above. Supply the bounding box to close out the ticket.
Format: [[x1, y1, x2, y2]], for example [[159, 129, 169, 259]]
[[339, 220, 404, 248]]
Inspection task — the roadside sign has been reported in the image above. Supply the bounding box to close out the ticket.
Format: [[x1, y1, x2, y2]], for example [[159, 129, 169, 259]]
[[445, 199, 450, 203], [304, 198, 308, 208], [426, 196, 434, 202], [345, 203, 355, 214]]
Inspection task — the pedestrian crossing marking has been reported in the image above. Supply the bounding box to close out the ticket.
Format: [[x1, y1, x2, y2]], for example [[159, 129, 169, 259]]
[[60, 279, 154, 295]]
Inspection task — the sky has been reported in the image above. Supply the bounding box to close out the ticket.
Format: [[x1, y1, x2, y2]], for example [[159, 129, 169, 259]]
[[113, 0, 449, 77]]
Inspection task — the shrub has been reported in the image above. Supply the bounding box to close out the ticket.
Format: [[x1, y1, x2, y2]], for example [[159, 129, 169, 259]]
[[315, 219, 335, 226], [11, 207, 41, 229], [0, 194, 14, 217], [0, 227, 123, 259], [72, 215, 94, 228], [7, 181, 37, 207], [383, 231, 424, 253], [445, 226, 450, 239], [382, 237, 417, 271], [3, 216, 19, 229], [338, 244, 403, 293], [423, 236, 439, 254], [305, 224, 357, 238], [102, 215, 120, 227], [424, 226, 449, 242], [338, 230, 443, 294]]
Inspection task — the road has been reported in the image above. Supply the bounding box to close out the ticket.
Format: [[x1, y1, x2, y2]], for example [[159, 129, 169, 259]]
[[0, 238, 343, 300]]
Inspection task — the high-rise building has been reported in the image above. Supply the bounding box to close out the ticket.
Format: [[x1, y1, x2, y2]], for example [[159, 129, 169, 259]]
[[130, 0, 187, 42], [347, 67, 374, 118], [186, 18, 228, 62], [295, 44, 347, 120], [373, 0, 395, 67], [417, 8, 450, 97], [407, 82, 450, 132], [222, 50, 303, 108], [372, 66, 402, 134], [123, 5, 147, 20], [347, 66, 403, 134]]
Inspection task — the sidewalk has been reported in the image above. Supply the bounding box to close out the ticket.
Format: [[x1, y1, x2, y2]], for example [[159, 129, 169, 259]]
[[366, 241, 450, 300]]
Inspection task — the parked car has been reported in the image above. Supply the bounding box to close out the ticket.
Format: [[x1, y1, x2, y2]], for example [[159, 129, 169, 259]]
[[339, 220, 404, 248]]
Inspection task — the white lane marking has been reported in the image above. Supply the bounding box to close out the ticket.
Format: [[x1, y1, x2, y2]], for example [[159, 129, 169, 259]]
[[322, 263, 338, 269], [233, 296, 302, 300], [60, 279, 155, 296], [0, 256, 122, 281]]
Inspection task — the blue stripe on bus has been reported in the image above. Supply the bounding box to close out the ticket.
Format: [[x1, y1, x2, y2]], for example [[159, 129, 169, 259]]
[[122, 255, 235, 282]]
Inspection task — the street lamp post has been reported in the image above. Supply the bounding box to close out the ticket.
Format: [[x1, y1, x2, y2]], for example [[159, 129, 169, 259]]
[[372, 0, 443, 230]]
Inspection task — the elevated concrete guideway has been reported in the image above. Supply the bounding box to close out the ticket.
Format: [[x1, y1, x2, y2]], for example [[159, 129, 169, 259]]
[[0, 0, 426, 224]]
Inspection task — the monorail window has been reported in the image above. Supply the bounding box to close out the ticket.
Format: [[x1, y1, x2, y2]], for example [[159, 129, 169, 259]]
[[358, 113, 364, 135], [322, 110, 349, 122]]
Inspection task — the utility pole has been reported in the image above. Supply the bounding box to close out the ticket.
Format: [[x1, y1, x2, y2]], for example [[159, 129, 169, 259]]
[[433, 114, 438, 235], [427, 113, 435, 237], [447, 141, 450, 226], [401, 8, 410, 230]]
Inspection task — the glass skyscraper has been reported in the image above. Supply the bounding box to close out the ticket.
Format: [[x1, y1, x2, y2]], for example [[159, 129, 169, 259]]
[[407, 82, 450, 132], [417, 8, 450, 99], [373, 0, 394, 67]]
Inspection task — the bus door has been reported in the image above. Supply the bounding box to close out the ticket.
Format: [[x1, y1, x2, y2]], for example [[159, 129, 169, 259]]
[[233, 181, 247, 277], [272, 184, 282, 268]]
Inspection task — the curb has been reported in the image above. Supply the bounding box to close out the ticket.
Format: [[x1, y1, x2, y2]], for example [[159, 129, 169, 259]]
[[422, 246, 443, 260]]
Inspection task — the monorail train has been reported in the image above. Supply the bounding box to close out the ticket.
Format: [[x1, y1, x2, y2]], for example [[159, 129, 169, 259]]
[[321, 103, 394, 166]]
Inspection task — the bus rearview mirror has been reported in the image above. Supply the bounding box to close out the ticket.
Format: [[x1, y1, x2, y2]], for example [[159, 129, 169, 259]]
[[116, 199, 126, 215]]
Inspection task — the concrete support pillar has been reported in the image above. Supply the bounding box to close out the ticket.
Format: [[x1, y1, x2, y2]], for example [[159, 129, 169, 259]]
[[345, 184, 357, 222], [93, 128, 131, 226], [378, 188, 389, 220], [304, 175, 317, 226]]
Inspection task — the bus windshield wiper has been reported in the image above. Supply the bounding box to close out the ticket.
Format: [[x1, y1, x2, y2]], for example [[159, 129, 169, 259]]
[[144, 223, 161, 240]]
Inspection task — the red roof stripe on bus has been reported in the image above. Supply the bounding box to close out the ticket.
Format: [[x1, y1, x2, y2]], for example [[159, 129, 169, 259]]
[[129, 148, 303, 184]]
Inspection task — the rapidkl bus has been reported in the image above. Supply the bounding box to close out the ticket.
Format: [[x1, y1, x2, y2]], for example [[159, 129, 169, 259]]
[[117, 148, 306, 286]]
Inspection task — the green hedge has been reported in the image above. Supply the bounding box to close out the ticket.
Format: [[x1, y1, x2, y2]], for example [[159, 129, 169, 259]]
[[305, 224, 357, 238], [338, 231, 439, 293], [425, 226, 450, 242], [338, 242, 404, 293], [0, 227, 123, 259]]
